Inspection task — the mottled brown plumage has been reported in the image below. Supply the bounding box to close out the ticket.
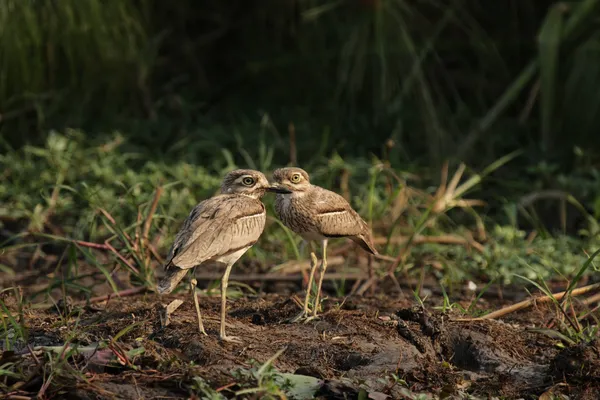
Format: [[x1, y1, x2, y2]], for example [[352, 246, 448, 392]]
[[271, 167, 377, 321], [158, 169, 290, 342]]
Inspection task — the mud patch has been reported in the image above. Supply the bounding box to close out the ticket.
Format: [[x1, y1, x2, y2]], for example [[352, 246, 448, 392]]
[[2, 293, 599, 399]]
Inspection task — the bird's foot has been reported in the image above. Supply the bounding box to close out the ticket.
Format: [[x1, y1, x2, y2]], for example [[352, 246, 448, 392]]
[[303, 314, 321, 324], [220, 334, 242, 344], [288, 309, 311, 323], [198, 327, 208, 336]]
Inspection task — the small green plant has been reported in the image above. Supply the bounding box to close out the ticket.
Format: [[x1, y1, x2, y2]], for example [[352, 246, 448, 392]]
[[513, 247, 600, 345], [0, 288, 27, 351], [191, 376, 226, 400], [233, 348, 322, 400]]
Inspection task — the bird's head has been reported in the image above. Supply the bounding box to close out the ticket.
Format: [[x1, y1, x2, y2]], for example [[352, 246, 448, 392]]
[[221, 169, 291, 198], [270, 167, 311, 194]]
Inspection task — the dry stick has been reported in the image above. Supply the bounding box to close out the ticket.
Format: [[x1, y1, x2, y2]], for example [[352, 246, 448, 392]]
[[349, 278, 364, 296], [134, 208, 143, 252], [98, 207, 117, 225], [215, 383, 237, 393], [579, 304, 600, 323], [5, 394, 32, 400], [104, 241, 140, 274], [143, 186, 163, 243], [79, 286, 148, 305], [355, 276, 378, 296], [74, 240, 110, 250], [142, 186, 163, 267], [273, 255, 346, 274], [456, 282, 600, 321], [329, 242, 355, 256], [98, 208, 135, 243], [582, 291, 600, 306], [374, 234, 485, 253], [192, 272, 367, 282], [148, 244, 165, 265], [373, 253, 397, 262], [100, 207, 142, 275]]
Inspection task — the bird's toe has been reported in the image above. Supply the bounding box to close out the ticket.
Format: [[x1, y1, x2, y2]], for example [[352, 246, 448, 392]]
[[220, 334, 242, 344], [303, 314, 320, 324], [288, 310, 311, 323]]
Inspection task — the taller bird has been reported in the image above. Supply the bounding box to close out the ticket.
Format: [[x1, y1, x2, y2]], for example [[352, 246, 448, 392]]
[[271, 167, 377, 322], [158, 169, 290, 342]]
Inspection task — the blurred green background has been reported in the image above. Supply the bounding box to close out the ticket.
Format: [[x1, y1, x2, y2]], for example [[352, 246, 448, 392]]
[[2, 0, 599, 167], [2, 0, 600, 239]]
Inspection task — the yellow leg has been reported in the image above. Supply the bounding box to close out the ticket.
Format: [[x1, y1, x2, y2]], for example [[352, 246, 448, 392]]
[[289, 242, 318, 323], [219, 262, 241, 343], [190, 269, 207, 335], [310, 239, 328, 319]]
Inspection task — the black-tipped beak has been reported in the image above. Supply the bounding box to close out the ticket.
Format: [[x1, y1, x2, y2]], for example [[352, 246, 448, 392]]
[[267, 183, 292, 194]]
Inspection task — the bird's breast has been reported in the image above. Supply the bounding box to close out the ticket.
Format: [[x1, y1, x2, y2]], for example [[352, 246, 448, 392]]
[[275, 194, 319, 236]]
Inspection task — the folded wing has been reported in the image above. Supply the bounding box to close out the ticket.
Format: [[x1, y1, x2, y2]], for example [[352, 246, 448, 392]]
[[167, 195, 266, 269], [311, 187, 378, 254]]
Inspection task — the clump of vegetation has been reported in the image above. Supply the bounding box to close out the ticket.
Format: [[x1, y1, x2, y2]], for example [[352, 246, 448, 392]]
[[1, 1, 600, 398]]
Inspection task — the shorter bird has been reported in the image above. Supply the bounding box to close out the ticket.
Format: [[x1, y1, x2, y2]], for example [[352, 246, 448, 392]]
[[157, 169, 290, 342], [271, 167, 377, 322]]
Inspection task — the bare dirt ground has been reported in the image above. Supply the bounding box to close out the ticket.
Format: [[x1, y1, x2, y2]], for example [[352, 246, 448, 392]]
[[2, 285, 599, 400]]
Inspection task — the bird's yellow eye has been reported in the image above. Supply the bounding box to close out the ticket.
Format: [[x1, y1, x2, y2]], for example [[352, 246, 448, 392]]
[[290, 173, 302, 183], [242, 176, 255, 186]]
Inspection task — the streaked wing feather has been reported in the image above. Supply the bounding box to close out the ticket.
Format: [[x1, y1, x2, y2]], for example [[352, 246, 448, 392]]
[[166, 195, 266, 269], [311, 188, 366, 237]]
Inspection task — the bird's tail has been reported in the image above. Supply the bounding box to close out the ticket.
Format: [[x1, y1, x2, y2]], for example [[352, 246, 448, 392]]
[[157, 267, 189, 294], [351, 232, 378, 255]]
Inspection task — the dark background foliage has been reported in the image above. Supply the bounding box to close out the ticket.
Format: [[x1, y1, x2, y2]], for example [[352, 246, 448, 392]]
[[2, 0, 600, 177]]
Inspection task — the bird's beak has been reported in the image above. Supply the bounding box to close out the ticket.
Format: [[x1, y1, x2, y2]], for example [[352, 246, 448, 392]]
[[267, 183, 292, 194]]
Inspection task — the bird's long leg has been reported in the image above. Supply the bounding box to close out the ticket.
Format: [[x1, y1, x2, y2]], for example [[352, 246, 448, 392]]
[[309, 239, 328, 320], [190, 267, 207, 335], [289, 242, 318, 323], [301, 251, 319, 313], [219, 262, 241, 343]]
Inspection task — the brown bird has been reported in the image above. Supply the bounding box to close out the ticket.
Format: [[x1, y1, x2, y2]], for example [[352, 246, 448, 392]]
[[157, 169, 290, 342], [271, 167, 377, 322]]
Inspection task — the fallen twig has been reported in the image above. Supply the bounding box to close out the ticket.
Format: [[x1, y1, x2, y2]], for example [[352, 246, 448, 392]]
[[373, 234, 485, 253], [456, 282, 600, 321], [79, 286, 148, 305], [582, 291, 600, 306], [354, 276, 379, 296], [271, 256, 346, 274], [191, 272, 368, 282], [74, 240, 110, 250]]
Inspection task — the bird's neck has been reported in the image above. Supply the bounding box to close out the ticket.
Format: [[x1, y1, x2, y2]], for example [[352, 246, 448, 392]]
[[280, 190, 308, 199], [239, 192, 262, 199]]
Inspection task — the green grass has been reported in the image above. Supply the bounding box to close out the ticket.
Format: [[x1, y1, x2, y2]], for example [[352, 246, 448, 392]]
[[1, 3, 600, 398], [2, 129, 599, 301]]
